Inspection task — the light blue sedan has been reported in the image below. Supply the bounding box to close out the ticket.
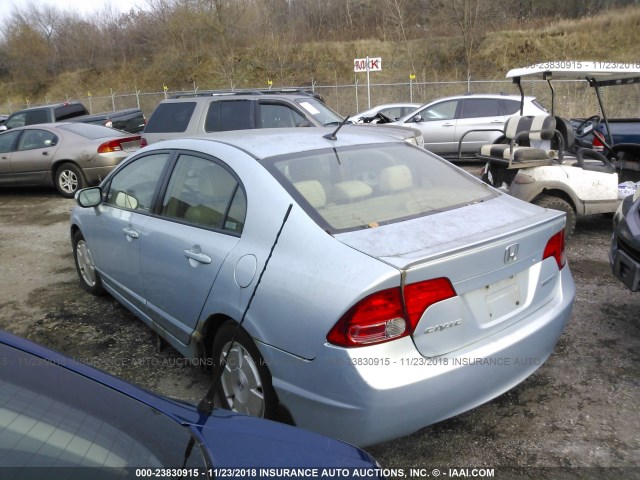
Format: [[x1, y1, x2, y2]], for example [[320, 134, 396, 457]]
[[70, 127, 575, 446]]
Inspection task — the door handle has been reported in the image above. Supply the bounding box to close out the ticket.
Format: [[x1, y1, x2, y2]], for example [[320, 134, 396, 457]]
[[122, 227, 139, 239], [442, 123, 454, 127], [184, 249, 212, 264], [42, 151, 49, 155]]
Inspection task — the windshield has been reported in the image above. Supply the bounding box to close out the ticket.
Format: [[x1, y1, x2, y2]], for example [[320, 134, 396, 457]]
[[295, 98, 344, 126], [265, 143, 496, 233]]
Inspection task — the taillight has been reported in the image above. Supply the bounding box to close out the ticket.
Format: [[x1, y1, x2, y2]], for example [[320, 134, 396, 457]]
[[592, 131, 604, 152], [104, 119, 113, 128], [543, 230, 566, 270], [404, 278, 456, 329], [140, 137, 148, 148], [97, 136, 141, 154], [327, 278, 456, 348]]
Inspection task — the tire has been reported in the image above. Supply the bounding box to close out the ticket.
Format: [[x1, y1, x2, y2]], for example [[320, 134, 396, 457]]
[[72, 230, 104, 295], [55, 163, 86, 198], [211, 321, 278, 419], [532, 195, 577, 239]]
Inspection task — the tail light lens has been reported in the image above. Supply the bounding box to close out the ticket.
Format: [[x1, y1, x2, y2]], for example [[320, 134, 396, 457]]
[[543, 230, 566, 270], [104, 119, 113, 128], [327, 278, 456, 348], [140, 137, 148, 148], [592, 131, 604, 152], [97, 136, 141, 154]]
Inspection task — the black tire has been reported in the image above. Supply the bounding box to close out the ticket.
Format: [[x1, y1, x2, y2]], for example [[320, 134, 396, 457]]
[[533, 195, 577, 239], [55, 162, 86, 198], [72, 230, 104, 295], [211, 321, 278, 419]]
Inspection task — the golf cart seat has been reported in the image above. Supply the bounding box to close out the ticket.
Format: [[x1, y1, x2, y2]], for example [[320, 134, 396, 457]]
[[479, 115, 561, 166]]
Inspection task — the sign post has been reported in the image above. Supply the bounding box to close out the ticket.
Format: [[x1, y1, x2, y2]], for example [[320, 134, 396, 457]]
[[354, 56, 382, 109]]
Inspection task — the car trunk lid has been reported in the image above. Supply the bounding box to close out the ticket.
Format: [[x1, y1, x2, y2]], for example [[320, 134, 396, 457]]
[[334, 196, 567, 357]]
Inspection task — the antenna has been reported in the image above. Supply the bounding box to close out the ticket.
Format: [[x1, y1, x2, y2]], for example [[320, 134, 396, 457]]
[[323, 115, 351, 140]]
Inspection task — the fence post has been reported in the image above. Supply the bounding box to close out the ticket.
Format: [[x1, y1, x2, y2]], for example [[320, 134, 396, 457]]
[[135, 86, 141, 110], [88, 92, 93, 114], [354, 75, 359, 114]]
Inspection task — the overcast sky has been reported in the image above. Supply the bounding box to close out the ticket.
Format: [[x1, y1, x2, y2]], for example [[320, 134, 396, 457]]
[[0, 0, 144, 25]]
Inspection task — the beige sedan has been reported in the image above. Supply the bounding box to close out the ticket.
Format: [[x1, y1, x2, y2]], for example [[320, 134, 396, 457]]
[[0, 122, 140, 197]]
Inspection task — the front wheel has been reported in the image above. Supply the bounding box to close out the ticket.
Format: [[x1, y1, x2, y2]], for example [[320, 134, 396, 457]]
[[211, 321, 278, 419], [72, 230, 104, 295], [55, 163, 86, 197], [533, 195, 577, 239]]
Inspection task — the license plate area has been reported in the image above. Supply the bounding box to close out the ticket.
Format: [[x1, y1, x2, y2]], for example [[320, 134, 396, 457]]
[[484, 276, 521, 323]]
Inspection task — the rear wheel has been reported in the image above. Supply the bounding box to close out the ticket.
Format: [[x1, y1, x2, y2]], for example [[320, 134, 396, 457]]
[[533, 195, 576, 239], [211, 321, 278, 419], [55, 163, 86, 198]]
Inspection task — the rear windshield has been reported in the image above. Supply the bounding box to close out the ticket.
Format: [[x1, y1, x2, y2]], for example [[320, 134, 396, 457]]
[[145, 102, 196, 133], [57, 123, 125, 139], [265, 143, 495, 233], [54, 103, 87, 121]]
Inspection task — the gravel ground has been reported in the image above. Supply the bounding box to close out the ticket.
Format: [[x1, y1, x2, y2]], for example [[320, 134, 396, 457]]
[[0, 184, 639, 479]]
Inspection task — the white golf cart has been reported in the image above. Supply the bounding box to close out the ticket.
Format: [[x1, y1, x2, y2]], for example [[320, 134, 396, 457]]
[[475, 61, 640, 237]]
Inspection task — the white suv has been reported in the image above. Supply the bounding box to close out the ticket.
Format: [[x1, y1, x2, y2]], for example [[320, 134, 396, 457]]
[[393, 93, 548, 160]]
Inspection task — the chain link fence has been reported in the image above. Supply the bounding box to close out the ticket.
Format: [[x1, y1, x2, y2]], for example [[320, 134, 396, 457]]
[[2, 79, 639, 120]]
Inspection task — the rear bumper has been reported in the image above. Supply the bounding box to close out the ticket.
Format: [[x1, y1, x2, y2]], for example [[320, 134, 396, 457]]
[[261, 266, 575, 447], [609, 234, 640, 292]]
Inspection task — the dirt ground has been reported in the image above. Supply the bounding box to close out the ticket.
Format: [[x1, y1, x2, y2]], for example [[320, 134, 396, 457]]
[[1, 184, 639, 478]]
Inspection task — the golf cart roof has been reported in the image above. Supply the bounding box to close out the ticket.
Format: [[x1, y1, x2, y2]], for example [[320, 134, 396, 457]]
[[507, 61, 640, 87]]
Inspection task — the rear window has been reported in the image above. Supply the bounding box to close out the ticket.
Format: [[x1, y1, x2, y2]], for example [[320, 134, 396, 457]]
[[205, 100, 254, 131], [54, 103, 87, 121], [145, 102, 196, 133], [265, 143, 495, 233], [58, 123, 125, 139]]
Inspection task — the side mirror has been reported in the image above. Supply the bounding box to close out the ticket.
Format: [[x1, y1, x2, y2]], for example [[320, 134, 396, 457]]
[[412, 115, 423, 123], [0, 126, 7, 132], [75, 187, 102, 207]]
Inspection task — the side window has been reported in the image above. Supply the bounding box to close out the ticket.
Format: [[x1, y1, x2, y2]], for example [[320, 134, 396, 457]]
[[161, 154, 246, 234], [217, 100, 254, 131], [420, 100, 458, 121], [500, 99, 521, 115], [459, 99, 501, 118], [145, 102, 196, 133], [0, 131, 21, 153], [259, 103, 306, 128], [105, 153, 170, 212], [17, 129, 57, 151], [25, 109, 49, 125], [5, 113, 26, 129]]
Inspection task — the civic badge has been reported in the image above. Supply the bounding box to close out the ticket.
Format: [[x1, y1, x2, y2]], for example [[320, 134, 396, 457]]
[[504, 244, 519, 264]]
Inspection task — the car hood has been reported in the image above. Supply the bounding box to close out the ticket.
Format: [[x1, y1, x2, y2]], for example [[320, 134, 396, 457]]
[[191, 410, 379, 470]]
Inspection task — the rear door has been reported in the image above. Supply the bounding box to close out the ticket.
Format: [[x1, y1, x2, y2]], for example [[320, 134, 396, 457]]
[[454, 98, 505, 155], [139, 152, 246, 344]]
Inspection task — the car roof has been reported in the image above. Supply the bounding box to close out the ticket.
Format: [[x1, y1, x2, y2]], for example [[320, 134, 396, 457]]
[[423, 93, 536, 104], [507, 61, 640, 85], [144, 127, 406, 160], [9, 101, 84, 113]]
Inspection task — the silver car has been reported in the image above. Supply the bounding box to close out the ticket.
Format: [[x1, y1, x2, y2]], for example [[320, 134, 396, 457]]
[[70, 128, 575, 446], [0, 122, 141, 197], [394, 93, 548, 160]]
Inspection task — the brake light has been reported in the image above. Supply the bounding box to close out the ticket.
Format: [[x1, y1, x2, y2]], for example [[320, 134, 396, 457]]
[[592, 131, 604, 152], [140, 137, 148, 148], [543, 230, 566, 270], [104, 119, 113, 128], [327, 278, 456, 348], [97, 136, 141, 154]]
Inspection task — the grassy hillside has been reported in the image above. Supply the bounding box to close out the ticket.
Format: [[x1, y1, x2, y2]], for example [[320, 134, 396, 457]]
[[2, 5, 640, 117]]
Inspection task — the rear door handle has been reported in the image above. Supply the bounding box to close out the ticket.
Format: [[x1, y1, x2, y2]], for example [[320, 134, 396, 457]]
[[442, 123, 454, 127], [184, 249, 212, 264], [122, 227, 139, 239]]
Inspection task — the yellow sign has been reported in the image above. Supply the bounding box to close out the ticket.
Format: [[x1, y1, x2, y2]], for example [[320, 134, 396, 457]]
[[163, 84, 168, 92], [409, 74, 416, 80]]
